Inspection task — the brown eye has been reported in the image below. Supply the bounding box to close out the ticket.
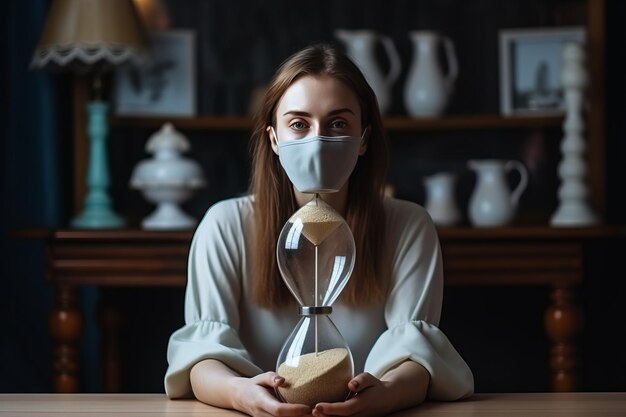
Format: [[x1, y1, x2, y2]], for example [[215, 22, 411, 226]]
[[330, 120, 348, 129]]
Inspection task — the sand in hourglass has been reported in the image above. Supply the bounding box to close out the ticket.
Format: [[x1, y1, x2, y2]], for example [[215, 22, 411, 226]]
[[298, 204, 343, 245], [277, 348, 352, 407]]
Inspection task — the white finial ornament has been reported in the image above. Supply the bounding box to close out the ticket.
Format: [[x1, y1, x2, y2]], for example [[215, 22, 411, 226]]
[[550, 42, 599, 226]]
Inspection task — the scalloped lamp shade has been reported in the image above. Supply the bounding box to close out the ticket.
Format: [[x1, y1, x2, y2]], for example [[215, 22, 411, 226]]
[[31, 0, 148, 71], [31, 0, 148, 229]]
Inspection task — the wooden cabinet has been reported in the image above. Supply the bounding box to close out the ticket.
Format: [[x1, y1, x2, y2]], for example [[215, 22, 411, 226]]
[[21, 226, 618, 392]]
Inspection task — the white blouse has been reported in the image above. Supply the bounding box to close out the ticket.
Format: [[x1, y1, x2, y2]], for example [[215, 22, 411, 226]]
[[165, 196, 474, 400]]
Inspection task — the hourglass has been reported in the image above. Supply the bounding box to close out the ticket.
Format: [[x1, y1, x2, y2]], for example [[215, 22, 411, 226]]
[[275, 195, 356, 407]]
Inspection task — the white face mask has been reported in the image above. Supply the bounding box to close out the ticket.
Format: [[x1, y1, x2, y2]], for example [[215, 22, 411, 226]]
[[272, 127, 362, 193]]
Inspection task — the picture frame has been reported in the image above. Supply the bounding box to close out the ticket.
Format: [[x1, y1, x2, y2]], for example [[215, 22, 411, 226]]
[[114, 30, 196, 117], [499, 27, 585, 115]]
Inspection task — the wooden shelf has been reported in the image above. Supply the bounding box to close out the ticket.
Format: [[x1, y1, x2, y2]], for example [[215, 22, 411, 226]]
[[384, 114, 564, 131], [109, 114, 564, 132], [14, 225, 621, 243], [110, 115, 252, 131], [436, 225, 621, 240]]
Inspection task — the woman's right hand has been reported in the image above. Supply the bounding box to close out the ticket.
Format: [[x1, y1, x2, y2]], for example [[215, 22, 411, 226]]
[[230, 371, 311, 417], [191, 360, 310, 417]]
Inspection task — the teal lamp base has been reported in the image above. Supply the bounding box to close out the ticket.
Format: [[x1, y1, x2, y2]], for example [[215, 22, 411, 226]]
[[71, 205, 126, 228], [71, 100, 126, 229]]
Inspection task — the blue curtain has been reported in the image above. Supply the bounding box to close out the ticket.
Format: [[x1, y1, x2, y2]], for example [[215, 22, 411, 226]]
[[1, 0, 66, 392]]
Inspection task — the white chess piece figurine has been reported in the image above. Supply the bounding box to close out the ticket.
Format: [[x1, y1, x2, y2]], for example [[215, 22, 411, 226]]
[[550, 42, 599, 226]]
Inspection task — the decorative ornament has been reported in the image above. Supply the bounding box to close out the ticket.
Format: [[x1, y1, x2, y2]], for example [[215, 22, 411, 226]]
[[551, 42, 599, 226], [130, 123, 206, 229]]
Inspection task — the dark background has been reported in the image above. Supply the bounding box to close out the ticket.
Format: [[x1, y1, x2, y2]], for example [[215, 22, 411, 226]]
[[2, 0, 625, 393]]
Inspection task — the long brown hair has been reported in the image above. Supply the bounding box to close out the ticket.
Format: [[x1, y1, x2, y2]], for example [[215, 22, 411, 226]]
[[249, 43, 390, 308]]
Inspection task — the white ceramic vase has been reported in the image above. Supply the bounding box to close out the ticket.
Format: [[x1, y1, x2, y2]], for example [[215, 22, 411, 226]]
[[467, 159, 528, 227], [404, 31, 458, 117], [335, 29, 401, 114], [423, 172, 461, 226]]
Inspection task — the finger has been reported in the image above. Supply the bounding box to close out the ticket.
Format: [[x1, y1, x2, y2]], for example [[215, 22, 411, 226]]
[[253, 388, 311, 417], [312, 407, 329, 417], [257, 385, 310, 416], [268, 402, 311, 416], [349, 372, 377, 393], [255, 371, 286, 388], [314, 397, 360, 417], [258, 410, 309, 417]]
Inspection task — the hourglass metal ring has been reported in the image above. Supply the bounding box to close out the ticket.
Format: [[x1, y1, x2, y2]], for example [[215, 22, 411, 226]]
[[299, 306, 332, 315]]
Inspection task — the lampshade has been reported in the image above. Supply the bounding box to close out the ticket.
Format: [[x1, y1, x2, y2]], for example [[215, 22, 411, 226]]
[[31, 0, 148, 72]]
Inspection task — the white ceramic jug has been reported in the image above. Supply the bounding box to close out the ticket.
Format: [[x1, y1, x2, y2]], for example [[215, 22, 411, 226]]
[[335, 29, 401, 114], [467, 159, 528, 227], [423, 172, 461, 226], [404, 31, 458, 117]]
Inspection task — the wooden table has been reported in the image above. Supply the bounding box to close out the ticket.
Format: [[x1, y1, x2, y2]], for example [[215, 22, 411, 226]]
[[16, 227, 619, 393], [1, 393, 625, 416]]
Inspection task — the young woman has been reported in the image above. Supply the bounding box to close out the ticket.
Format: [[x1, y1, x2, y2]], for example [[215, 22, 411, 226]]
[[165, 43, 473, 417]]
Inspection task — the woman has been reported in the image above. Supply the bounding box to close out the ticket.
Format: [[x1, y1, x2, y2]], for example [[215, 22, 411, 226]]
[[165, 43, 473, 417]]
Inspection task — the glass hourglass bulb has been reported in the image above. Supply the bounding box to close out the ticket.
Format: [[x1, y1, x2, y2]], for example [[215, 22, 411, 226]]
[[275, 196, 356, 407]]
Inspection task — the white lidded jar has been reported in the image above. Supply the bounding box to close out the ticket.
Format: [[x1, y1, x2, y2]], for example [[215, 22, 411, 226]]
[[130, 123, 206, 229]]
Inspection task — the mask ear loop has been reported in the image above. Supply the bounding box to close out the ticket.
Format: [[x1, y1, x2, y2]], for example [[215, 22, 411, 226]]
[[267, 126, 280, 144], [360, 126, 370, 144], [356, 126, 371, 158]]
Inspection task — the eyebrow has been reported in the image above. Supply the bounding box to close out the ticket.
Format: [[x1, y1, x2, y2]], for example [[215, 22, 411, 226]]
[[282, 108, 356, 117]]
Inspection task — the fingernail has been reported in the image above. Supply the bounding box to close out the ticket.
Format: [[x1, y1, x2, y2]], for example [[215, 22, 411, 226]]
[[315, 405, 324, 413], [274, 376, 283, 383], [351, 380, 359, 389]]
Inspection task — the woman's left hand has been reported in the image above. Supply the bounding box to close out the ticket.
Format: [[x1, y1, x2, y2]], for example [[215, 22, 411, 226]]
[[311, 372, 392, 417], [311, 361, 430, 417]]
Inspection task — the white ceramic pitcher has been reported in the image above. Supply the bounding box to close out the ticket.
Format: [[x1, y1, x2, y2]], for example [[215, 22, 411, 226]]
[[404, 31, 458, 117], [335, 29, 401, 114], [423, 172, 461, 226], [467, 159, 528, 227]]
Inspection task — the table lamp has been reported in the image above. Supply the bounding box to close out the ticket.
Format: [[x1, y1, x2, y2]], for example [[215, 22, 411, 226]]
[[31, 0, 148, 228]]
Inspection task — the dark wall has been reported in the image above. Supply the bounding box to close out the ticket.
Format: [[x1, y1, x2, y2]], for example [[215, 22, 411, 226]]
[[597, 0, 626, 391], [3, 0, 625, 394], [2, 0, 71, 393]]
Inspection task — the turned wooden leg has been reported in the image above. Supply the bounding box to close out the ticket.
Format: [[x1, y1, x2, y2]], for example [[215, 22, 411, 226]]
[[49, 285, 83, 393], [544, 285, 583, 391]]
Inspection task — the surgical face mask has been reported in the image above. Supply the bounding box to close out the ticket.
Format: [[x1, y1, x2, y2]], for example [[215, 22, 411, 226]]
[[272, 127, 363, 193]]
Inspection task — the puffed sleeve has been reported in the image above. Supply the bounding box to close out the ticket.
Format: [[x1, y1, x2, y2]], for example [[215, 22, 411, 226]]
[[164, 199, 262, 398], [363, 200, 474, 400]]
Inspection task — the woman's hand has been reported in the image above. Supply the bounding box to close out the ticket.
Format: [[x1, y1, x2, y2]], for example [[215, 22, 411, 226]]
[[311, 373, 391, 417], [230, 372, 311, 417], [190, 360, 310, 417], [311, 361, 430, 417]]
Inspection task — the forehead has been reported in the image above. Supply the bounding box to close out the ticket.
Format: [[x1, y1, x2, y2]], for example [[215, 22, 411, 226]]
[[276, 75, 361, 117]]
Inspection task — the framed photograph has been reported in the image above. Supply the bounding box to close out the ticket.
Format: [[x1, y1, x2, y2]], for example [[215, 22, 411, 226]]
[[114, 30, 196, 116], [499, 27, 585, 115]]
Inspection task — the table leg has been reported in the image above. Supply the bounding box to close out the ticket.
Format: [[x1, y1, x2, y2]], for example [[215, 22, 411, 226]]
[[49, 285, 83, 393], [545, 284, 583, 391]]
